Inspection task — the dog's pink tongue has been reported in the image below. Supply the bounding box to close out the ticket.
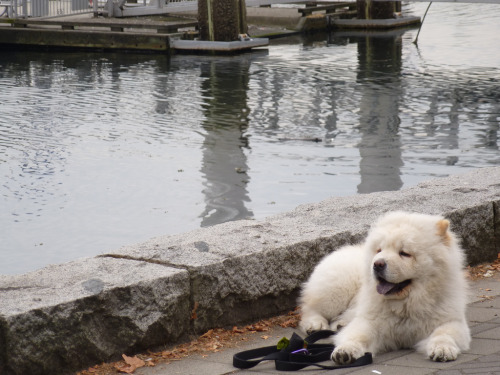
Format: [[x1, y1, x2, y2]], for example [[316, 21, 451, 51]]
[[377, 281, 396, 295]]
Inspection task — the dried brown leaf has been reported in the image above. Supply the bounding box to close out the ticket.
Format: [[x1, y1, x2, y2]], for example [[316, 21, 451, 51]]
[[201, 329, 214, 338], [232, 326, 245, 334], [113, 354, 146, 374], [123, 354, 145, 368], [279, 318, 298, 328], [191, 301, 199, 320]]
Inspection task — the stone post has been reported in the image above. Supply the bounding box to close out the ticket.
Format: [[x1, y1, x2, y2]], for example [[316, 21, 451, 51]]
[[198, 0, 248, 41], [356, 0, 401, 19]]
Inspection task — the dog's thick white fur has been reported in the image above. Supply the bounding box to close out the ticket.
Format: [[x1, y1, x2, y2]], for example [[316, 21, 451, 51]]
[[299, 211, 471, 364]]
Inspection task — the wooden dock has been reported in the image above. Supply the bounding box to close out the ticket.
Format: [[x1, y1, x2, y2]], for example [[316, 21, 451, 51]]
[[0, 17, 198, 51]]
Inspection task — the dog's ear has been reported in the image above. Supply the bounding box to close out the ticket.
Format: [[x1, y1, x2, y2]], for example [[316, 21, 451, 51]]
[[437, 219, 451, 245]]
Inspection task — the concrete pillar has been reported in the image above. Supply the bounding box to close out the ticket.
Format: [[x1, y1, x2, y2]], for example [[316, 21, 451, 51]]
[[198, 0, 248, 41], [356, 0, 401, 19]]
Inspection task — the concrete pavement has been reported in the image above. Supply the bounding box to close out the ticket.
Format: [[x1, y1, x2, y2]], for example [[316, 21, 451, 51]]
[[136, 274, 500, 375]]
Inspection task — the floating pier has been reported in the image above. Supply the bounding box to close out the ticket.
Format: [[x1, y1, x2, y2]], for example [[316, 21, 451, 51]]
[[171, 37, 269, 53], [0, 1, 421, 53]]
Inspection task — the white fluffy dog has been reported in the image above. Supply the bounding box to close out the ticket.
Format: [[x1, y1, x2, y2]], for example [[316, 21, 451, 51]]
[[299, 211, 471, 364]]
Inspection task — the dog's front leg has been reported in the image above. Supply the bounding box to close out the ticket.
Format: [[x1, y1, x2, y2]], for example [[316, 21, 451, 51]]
[[418, 320, 471, 362], [331, 318, 374, 365]]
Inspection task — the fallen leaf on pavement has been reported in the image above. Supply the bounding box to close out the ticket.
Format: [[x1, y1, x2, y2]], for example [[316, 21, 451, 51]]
[[114, 355, 145, 374], [232, 326, 245, 333]]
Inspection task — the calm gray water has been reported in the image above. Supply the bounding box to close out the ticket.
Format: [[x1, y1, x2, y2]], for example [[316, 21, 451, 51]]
[[1, 3, 499, 275]]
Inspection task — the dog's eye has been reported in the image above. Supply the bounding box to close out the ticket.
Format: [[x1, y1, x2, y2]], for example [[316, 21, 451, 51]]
[[399, 250, 411, 258], [376, 249, 382, 254]]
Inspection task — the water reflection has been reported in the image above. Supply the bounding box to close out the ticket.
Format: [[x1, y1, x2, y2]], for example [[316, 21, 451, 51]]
[[199, 57, 254, 225], [355, 30, 404, 193]]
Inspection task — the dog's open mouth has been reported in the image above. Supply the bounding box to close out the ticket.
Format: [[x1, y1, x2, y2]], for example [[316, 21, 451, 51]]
[[376, 277, 412, 295]]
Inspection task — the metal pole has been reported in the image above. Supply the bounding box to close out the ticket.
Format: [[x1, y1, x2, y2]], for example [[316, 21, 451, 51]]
[[206, 0, 213, 40], [413, 2, 432, 45]]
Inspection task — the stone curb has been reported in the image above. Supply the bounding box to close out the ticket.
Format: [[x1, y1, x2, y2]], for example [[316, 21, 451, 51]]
[[1, 167, 499, 375]]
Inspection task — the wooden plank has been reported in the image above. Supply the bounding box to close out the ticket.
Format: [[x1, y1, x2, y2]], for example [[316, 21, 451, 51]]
[[334, 9, 357, 18], [5, 19, 197, 33], [298, 2, 356, 15], [0, 27, 170, 50]]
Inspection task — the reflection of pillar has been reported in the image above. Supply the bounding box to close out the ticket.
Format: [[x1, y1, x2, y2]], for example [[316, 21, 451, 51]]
[[484, 104, 500, 149], [444, 89, 461, 149], [356, 32, 404, 194], [199, 58, 253, 226]]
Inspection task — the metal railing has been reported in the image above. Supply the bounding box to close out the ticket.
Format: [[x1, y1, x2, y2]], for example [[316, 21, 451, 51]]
[[0, 0, 200, 18], [1, 0, 311, 18], [1, 0, 104, 18], [1, 0, 16, 17], [105, 0, 307, 17], [105, 0, 197, 17]]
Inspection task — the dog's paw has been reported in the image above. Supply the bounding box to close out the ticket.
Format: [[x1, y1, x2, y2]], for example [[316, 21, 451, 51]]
[[428, 344, 459, 362], [331, 343, 365, 365], [299, 315, 329, 335]]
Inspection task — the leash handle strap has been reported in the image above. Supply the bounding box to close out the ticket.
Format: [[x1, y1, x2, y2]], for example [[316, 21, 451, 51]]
[[232, 330, 373, 371], [275, 351, 372, 371]]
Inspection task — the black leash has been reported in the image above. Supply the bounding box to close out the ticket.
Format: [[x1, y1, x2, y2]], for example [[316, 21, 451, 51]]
[[233, 330, 372, 371]]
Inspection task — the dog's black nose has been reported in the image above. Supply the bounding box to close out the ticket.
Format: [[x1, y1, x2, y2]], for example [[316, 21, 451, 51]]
[[373, 259, 386, 273]]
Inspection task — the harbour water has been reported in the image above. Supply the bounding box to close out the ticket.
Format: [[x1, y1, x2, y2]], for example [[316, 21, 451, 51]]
[[1, 2, 499, 275]]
